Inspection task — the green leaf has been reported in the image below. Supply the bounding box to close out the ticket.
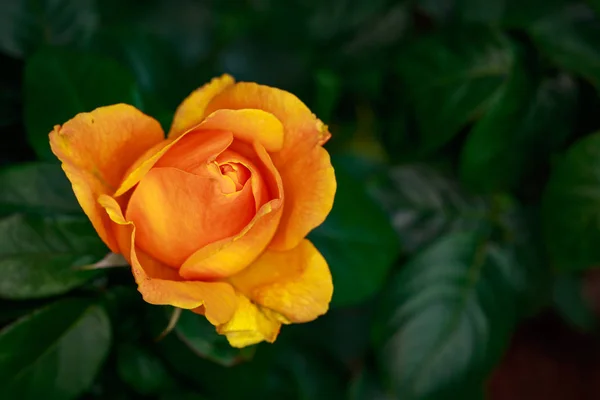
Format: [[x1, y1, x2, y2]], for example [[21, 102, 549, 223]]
[[373, 164, 489, 255], [0, 213, 107, 299], [455, 0, 567, 27], [372, 232, 528, 399], [0, 0, 98, 58], [529, 4, 600, 89], [285, 304, 373, 367], [24, 47, 141, 161], [309, 156, 399, 307], [148, 307, 253, 368], [460, 69, 578, 192], [396, 28, 515, 154], [0, 298, 111, 400], [117, 343, 172, 396], [348, 365, 395, 400], [543, 132, 600, 271], [90, 28, 186, 111], [553, 273, 597, 332], [0, 162, 81, 215]]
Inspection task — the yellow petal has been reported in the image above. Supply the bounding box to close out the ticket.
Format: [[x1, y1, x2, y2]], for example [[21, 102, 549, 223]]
[[204, 82, 336, 250], [50, 104, 164, 251], [217, 293, 281, 348], [229, 239, 333, 323], [198, 109, 284, 152], [168, 74, 235, 138], [98, 194, 238, 325]]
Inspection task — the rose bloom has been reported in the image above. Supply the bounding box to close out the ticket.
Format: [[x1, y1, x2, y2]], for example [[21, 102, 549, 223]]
[[49, 75, 335, 347]]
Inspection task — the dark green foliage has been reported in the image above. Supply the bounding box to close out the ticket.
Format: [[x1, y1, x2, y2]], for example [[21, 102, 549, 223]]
[[0, 0, 599, 399]]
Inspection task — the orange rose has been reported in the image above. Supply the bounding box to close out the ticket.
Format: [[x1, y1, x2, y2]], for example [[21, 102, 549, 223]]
[[49, 75, 335, 347]]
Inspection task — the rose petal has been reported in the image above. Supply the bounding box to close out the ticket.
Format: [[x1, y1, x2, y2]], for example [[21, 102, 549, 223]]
[[114, 127, 233, 197], [229, 239, 333, 323], [98, 194, 237, 325], [270, 146, 335, 250], [217, 293, 281, 348], [49, 104, 164, 251], [204, 82, 336, 250], [168, 74, 235, 138], [155, 130, 233, 173], [179, 198, 283, 280], [178, 142, 284, 280], [126, 167, 255, 267], [197, 109, 284, 152]]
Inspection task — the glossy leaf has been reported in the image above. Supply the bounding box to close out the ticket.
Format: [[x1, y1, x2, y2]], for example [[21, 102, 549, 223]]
[[117, 343, 172, 396], [149, 307, 253, 367], [373, 164, 489, 254], [543, 132, 600, 271], [372, 232, 529, 399], [24, 48, 141, 161], [0, 0, 98, 58], [396, 28, 515, 154], [553, 273, 597, 332], [0, 214, 106, 299], [0, 298, 111, 400], [460, 69, 578, 191], [310, 156, 399, 307], [529, 4, 600, 89], [456, 0, 567, 27], [0, 162, 81, 215]]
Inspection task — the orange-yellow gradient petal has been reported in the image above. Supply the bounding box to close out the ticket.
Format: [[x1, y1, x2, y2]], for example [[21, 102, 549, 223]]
[[169, 74, 235, 138], [155, 130, 233, 173], [114, 127, 233, 197], [127, 167, 255, 267], [204, 82, 336, 250], [179, 199, 283, 280], [178, 142, 284, 280], [49, 104, 164, 251], [98, 194, 237, 325], [217, 293, 281, 348], [271, 147, 335, 250], [230, 239, 333, 323], [198, 109, 284, 152]]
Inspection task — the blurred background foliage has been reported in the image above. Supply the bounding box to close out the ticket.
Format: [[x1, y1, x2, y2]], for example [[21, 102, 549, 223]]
[[2, 0, 600, 399]]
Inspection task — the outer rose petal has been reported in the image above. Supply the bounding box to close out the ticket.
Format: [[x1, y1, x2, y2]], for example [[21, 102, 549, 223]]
[[98, 195, 237, 325], [168, 74, 235, 138], [49, 104, 164, 251], [217, 293, 281, 348], [229, 239, 333, 323], [270, 147, 335, 251], [204, 82, 336, 250]]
